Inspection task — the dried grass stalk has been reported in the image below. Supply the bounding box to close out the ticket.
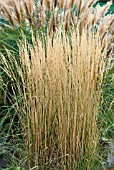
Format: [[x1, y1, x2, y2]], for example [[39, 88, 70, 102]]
[[1, 28, 111, 169]]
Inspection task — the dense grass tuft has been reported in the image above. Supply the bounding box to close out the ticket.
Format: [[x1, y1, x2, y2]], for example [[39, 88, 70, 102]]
[[0, 29, 112, 169]]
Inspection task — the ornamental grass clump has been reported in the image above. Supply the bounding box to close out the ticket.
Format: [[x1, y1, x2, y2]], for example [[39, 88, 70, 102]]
[[1, 29, 112, 169]]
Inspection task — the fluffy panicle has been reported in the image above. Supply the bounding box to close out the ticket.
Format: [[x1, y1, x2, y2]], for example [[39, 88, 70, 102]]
[[64, 9, 70, 31], [0, 0, 113, 52], [0, 2, 15, 26], [8, 0, 21, 24], [69, 0, 75, 9], [58, 0, 65, 10], [49, 13, 55, 36], [45, 0, 52, 10], [0, 0, 36, 26], [39, 4, 46, 26]]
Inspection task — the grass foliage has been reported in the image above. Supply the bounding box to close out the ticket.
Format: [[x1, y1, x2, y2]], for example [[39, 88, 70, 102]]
[[0, 0, 114, 169], [1, 29, 112, 169]]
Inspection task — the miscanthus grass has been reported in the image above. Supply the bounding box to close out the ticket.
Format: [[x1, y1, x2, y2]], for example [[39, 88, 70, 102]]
[[0, 0, 114, 53], [0, 28, 112, 169]]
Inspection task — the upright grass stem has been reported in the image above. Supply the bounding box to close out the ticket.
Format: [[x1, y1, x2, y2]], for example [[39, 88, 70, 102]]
[[0, 29, 111, 169]]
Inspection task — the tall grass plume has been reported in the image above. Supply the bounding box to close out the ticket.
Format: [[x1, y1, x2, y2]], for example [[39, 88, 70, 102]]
[[0, 28, 112, 169]]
